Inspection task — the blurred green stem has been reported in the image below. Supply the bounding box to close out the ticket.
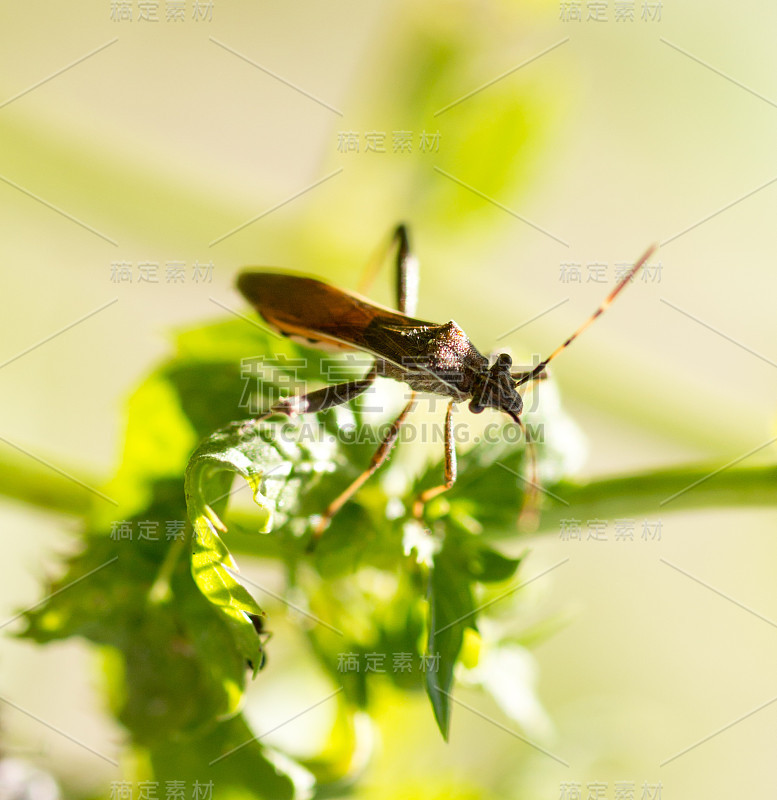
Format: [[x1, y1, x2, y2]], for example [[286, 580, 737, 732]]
[[0, 452, 94, 516], [1, 451, 774, 531], [536, 463, 777, 532]]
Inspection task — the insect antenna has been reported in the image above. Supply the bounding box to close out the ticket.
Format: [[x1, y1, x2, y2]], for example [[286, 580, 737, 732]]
[[513, 244, 657, 388]]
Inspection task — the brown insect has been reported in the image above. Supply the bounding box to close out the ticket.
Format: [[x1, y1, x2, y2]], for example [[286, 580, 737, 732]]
[[238, 225, 655, 545]]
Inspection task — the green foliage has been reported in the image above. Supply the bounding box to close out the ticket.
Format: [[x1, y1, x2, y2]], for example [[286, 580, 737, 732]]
[[20, 317, 566, 794], [13, 309, 777, 797]]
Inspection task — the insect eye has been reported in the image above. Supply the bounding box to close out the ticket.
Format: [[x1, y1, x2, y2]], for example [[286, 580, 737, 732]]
[[496, 353, 512, 368], [469, 399, 484, 414]]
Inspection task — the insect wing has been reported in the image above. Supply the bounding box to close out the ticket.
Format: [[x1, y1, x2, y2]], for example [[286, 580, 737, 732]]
[[237, 271, 431, 362]]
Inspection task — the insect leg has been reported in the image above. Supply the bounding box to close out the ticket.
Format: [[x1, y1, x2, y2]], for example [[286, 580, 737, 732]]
[[260, 366, 378, 419], [412, 401, 458, 518], [393, 224, 419, 316], [357, 224, 419, 315], [309, 391, 417, 546]]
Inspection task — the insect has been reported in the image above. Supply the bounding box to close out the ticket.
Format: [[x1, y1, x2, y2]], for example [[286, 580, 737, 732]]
[[238, 225, 656, 545]]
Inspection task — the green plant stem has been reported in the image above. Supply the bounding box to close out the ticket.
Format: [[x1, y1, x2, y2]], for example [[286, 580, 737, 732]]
[[536, 463, 777, 532], [2, 450, 775, 535], [0, 453, 95, 516]]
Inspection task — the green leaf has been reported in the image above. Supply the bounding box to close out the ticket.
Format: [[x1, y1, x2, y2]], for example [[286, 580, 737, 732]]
[[185, 417, 341, 671], [24, 530, 247, 743], [425, 539, 477, 740], [424, 530, 523, 739], [146, 715, 303, 800], [303, 560, 428, 708], [464, 540, 523, 584]]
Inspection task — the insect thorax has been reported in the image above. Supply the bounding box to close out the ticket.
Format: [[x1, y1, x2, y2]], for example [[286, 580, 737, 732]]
[[380, 320, 490, 400]]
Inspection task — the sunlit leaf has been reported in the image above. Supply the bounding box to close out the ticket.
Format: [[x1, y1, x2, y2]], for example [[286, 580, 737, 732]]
[[425, 539, 476, 740], [185, 416, 341, 670]]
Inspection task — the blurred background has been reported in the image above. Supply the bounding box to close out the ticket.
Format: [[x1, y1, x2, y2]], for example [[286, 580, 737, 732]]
[[2, 0, 777, 797]]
